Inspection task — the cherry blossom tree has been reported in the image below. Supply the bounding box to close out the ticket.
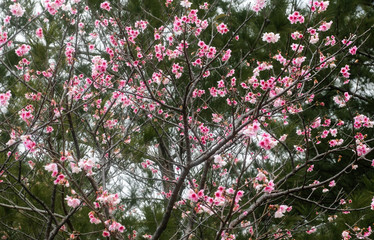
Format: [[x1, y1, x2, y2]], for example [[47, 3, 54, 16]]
[[0, 0, 373, 239]]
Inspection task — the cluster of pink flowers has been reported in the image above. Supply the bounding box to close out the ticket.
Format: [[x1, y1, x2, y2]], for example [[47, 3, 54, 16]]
[[197, 40, 216, 59], [222, 49, 231, 62], [318, 21, 332, 32], [20, 135, 37, 152], [105, 220, 125, 233], [288, 11, 304, 24], [88, 211, 101, 224], [274, 205, 292, 218], [340, 65, 351, 79], [172, 63, 184, 78], [100, 1, 111, 11], [19, 105, 34, 123], [35, 28, 43, 39], [15, 44, 31, 57], [96, 191, 120, 209], [291, 31, 303, 40], [306, 226, 317, 234], [258, 133, 278, 150], [44, 0, 65, 15], [356, 141, 370, 156], [349, 46, 358, 55], [78, 158, 96, 176], [353, 114, 374, 129], [65, 195, 81, 208], [0, 31, 8, 45], [262, 32, 280, 43], [310, 1, 329, 12], [333, 92, 351, 107], [242, 120, 260, 137], [54, 174, 69, 186], [213, 155, 226, 167], [0, 91, 11, 108], [187, 188, 204, 202], [9, 3, 25, 17], [252, 0, 267, 13], [91, 56, 108, 78], [216, 23, 229, 34], [65, 46, 75, 65], [180, 0, 192, 8]]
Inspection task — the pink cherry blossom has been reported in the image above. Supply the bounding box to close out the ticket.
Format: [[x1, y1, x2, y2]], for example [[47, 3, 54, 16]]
[[252, 0, 267, 13], [15, 44, 31, 57], [262, 32, 280, 43], [65, 196, 81, 208], [349, 46, 358, 55], [36, 28, 43, 39], [9, 3, 25, 17], [288, 11, 304, 24], [216, 23, 229, 34], [100, 1, 111, 11], [180, 0, 192, 8]]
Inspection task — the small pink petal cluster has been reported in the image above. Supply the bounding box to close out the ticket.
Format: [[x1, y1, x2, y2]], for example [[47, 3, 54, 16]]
[[310, 1, 329, 12], [288, 11, 304, 24], [197, 40, 216, 59], [0, 31, 8, 45], [291, 31, 303, 40], [213, 155, 226, 167], [54, 174, 69, 186], [100, 1, 111, 11], [262, 32, 280, 43], [333, 92, 351, 107], [106, 220, 125, 233], [318, 21, 332, 32], [259, 133, 278, 150], [356, 141, 371, 157], [274, 205, 292, 218], [20, 135, 37, 152], [222, 49, 231, 62], [91, 56, 108, 78], [15, 44, 31, 57], [173, 9, 208, 35], [9, 3, 25, 17], [0, 91, 11, 108], [242, 120, 260, 137], [88, 211, 101, 224], [328, 139, 343, 148], [306, 226, 317, 234], [44, 0, 65, 15], [96, 191, 120, 209], [216, 23, 229, 34], [253, 169, 272, 192], [291, 43, 304, 53], [19, 105, 34, 123], [353, 114, 374, 129], [180, 0, 192, 8], [263, 180, 275, 193], [44, 163, 58, 177], [65, 45, 75, 65], [187, 189, 204, 202], [342, 230, 351, 240], [340, 65, 350, 79], [36, 28, 43, 39], [78, 158, 96, 176], [349, 46, 358, 55], [252, 0, 267, 13], [65, 195, 81, 208]]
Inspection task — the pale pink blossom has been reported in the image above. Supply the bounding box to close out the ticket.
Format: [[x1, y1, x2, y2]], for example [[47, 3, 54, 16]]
[[65, 195, 81, 208], [262, 32, 280, 43], [9, 3, 25, 17]]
